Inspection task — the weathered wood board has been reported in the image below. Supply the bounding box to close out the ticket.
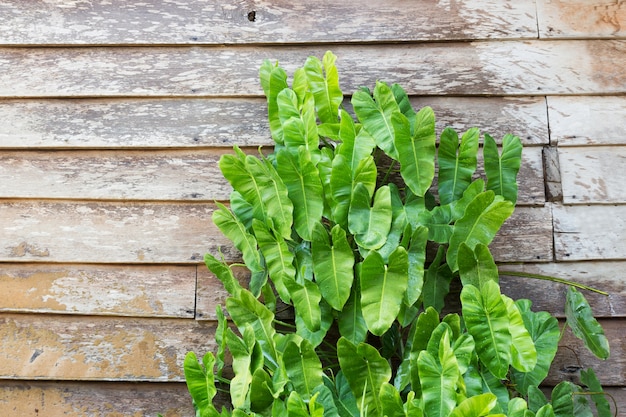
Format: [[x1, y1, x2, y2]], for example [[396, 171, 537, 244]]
[[553, 204, 626, 261], [0, 0, 538, 45], [559, 146, 626, 204], [548, 96, 626, 146], [0, 264, 196, 317], [0, 314, 215, 381], [537, 0, 626, 38], [0, 97, 548, 149], [0, 41, 624, 97]]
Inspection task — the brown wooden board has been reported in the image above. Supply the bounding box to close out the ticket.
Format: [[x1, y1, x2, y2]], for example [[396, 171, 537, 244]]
[[559, 146, 626, 204], [0, 264, 195, 318], [553, 204, 626, 261], [0, 97, 548, 149], [0, 0, 538, 45], [0, 381, 195, 417], [548, 96, 626, 146], [0, 313, 215, 381], [0, 42, 624, 97], [537, 0, 626, 39]]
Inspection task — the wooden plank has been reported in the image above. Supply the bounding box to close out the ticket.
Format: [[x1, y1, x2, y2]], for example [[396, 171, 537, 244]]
[[0, 149, 230, 201], [500, 261, 626, 318], [0, 264, 195, 318], [0, 381, 195, 417], [554, 204, 626, 261], [537, 0, 626, 39], [548, 96, 626, 146], [0, 201, 229, 264], [0, 42, 624, 97], [0, 146, 545, 204], [0, 97, 547, 149], [0, 0, 537, 45], [559, 146, 626, 204], [546, 319, 625, 387], [0, 314, 215, 381]]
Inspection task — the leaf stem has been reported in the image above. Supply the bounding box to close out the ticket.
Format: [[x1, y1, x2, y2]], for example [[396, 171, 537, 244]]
[[499, 270, 609, 296]]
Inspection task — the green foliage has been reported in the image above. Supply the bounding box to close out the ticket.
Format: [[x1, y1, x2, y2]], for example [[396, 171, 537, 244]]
[[183, 51, 611, 417]]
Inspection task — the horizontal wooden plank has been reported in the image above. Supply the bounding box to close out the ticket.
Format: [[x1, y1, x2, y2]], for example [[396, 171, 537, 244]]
[[500, 261, 626, 318], [548, 96, 626, 146], [0, 314, 215, 381], [0, 41, 624, 97], [0, 381, 195, 417], [537, 0, 626, 39], [0, 264, 195, 318], [0, 0, 537, 45], [547, 319, 625, 387], [0, 97, 547, 149], [0, 201, 227, 264], [554, 204, 626, 261], [0, 146, 545, 204], [559, 146, 626, 204]]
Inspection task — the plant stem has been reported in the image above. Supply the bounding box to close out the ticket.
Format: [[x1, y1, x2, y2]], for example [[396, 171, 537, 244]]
[[499, 270, 609, 296]]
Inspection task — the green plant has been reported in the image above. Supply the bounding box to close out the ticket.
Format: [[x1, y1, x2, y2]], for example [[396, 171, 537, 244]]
[[184, 52, 613, 417]]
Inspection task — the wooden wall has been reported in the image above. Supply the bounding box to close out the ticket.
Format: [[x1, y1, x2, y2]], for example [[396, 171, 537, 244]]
[[0, 1, 624, 415]]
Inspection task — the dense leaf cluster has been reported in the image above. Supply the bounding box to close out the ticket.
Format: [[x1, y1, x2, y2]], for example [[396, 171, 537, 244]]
[[183, 52, 611, 417]]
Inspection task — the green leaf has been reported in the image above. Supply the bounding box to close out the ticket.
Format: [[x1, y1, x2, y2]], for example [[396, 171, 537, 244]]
[[458, 243, 498, 290], [352, 81, 401, 158], [461, 281, 511, 379], [438, 127, 479, 205], [449, 393, 497, 417], [312, 223, 355, 311], [418, 331, 460, 417], [423, 245, 453, 313], [580, 368, 612, 417], [565, 286, 610, 360], [507, 398, 531, 417], [502, 294, 537, 372], [296, 299, 333, 348], [215, 305, 228, 377], [551, 382, 575, 417], [204, 253, 242, 298], [337, 338, 391, 416], [336, 109, 376, 172], [226, 326, 258, 408], [404, 225, 428, 306], [304, 51, 343, 125], [379, 383, 406, 417], [311, 385, 340, 417], [259, 60, 289, 144], [484, 133, 523, 204], [395, 106, 436, 197], [348, 183, 393, 250], [278, 89, 320, 162], [536, 404, 555, 417], [338, 281, 368, 345], [285, 277, 322, 332], [391, 83, 416, 126], [287, 391, 311, 417], [184, 352, 218, 416], [360, 247, 409, 336], [528, 385, 549, 412], [276, 147, 324, 241], [219, 147, 266, 221], [249, 367, 274, 413], [283, 339, 323, 400], [510, 300, 560, 396], [447, 191, 514, 272]]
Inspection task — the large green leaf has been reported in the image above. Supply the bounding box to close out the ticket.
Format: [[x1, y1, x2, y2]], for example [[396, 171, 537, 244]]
[[219, 147, 266, 221], [226, 326, 259, 408], [259, 60, 289, 144], [352, 81, 401, 158], [312, 223, 355, 311], [204, 253, 242, 298], [278, 89, 320, 162], [337, 281, 368, 345], [296, 299, 333, 348], [249, 367, 274, 413], [283, 339, 323, 400], [447, 191, 514, 272], [286, 391, 310, 417], [360, 247, 409, 336], [461, 281, 511, 379], [184, 352, 219, 417], [423, 245, 453, 313], [337, 110, 375, 172], [551, 382, 576, 417], [565, 286, 610, 360], [395, 106, 436, 197], [449, 393, 497, 417], [285, 277, 322, 332], [214, 305, 228, 377], [483, 133, 523, 204], [404, 224, 428, 306], [510, 300, 560, 396], [348, 183, 393, 250], [418, 331, 460, 417], [437, 127, 479, 205], [580, 368, 612, 417], [502, 294, 537, 372], [391, 83, 416, 128], [304, 51, 343, 125], [458, 243, 498, 290], [252, 218, 295, 302], [337, 338, 391, 416], [379, 383, 406, 417], [276, 147, 324, 241]]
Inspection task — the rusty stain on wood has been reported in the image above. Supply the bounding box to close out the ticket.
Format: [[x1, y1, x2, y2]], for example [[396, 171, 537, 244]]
[[537, 0, 626, 38]]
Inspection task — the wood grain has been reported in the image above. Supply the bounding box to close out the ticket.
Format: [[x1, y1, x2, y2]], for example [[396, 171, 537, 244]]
[[559, 146, 626, 204], [0, 0, 538, 45], [0, 264, 196, 317], [0, 314, 215, 381], [554, 204, 626, 261], [0, 97, 548, 149], [537, 0, 626, 38], [0, 41, 624, 97], [548, 96, 626, 146]]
